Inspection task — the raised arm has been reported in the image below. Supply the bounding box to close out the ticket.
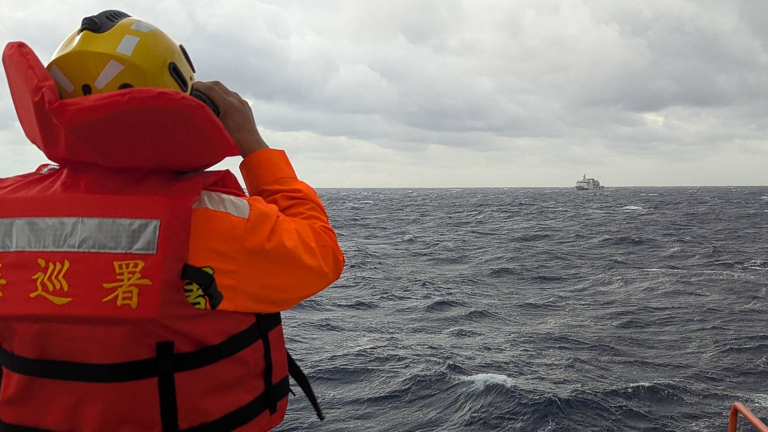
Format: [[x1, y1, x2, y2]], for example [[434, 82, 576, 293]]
[[188, 81, 344, 312]]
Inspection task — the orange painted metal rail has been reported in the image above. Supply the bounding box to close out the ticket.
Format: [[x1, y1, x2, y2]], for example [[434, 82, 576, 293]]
[[729, 402, 768, 432]]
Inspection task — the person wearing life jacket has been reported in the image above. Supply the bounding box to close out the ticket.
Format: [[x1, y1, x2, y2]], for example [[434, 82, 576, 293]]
[[0, 10, 344, 432]]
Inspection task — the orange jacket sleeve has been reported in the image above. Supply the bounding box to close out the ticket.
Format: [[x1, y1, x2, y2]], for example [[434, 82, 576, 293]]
[[188, 149, 344, 313]]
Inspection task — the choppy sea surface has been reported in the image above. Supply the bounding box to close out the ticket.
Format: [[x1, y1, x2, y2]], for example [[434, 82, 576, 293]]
[[278, 187, 768, 432]]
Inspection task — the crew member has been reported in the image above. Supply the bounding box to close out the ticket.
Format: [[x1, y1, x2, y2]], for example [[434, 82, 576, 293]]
[[0, 10, 343, 431]]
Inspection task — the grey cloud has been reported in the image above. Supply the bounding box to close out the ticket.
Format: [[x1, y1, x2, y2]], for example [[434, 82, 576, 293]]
[[185, 0, 768, 147]]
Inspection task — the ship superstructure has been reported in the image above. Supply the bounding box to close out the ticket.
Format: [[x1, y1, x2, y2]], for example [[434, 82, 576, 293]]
[[575, 174, 604, 190]]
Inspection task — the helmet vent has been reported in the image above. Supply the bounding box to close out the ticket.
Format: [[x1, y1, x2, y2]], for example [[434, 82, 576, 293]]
[[169, 62, 189, 92], [106, 11, 128, 23]]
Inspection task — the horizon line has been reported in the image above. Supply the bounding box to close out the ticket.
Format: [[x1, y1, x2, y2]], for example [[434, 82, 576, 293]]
[[313, 185, 768, 189]]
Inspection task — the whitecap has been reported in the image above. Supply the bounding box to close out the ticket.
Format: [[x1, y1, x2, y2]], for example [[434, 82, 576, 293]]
[[358, 200, 374, 204], [643, 268, 746, 278], [623, 205, 642, 210], [461, 373, 515, 389], [749, 393, 768, 408], [746, 260, 768, 270], [742, 300, 764, 310]]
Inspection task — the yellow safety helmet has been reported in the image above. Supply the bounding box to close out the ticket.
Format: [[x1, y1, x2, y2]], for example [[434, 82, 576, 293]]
[[47, 10, 196, 99]]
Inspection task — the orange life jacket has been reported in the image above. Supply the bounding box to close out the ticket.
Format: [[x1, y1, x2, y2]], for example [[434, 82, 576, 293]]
[[0, 42, 321, 431]]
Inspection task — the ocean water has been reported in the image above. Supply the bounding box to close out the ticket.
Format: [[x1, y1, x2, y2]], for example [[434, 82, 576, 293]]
[[278, 187, 768, 432]]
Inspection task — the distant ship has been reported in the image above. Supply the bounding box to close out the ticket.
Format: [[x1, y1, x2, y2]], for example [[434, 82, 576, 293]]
[[575, 174, 604, 190]]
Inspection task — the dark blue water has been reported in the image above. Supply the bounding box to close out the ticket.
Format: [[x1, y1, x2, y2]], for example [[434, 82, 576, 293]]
[[278, 187, 768, 432]]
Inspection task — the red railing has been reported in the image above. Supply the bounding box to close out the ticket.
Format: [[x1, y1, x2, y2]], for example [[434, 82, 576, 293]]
[[729, 402, 768, 432]]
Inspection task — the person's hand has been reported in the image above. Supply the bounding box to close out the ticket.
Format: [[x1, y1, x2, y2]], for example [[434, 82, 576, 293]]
[[192, 81, 270, 158]]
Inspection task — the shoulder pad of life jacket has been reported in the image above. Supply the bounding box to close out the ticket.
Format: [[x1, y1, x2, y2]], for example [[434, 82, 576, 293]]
[[2, 42, 238, 171]]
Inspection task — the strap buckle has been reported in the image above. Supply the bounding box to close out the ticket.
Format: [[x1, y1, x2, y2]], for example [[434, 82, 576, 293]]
[[181, 264, 223, 310]]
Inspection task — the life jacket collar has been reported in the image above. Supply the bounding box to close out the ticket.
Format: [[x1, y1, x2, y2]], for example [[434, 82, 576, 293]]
[[2, 42, 238, 171]]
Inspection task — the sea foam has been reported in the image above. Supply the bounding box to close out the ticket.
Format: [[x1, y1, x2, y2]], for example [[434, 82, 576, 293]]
[[461, 373, 515, 389]]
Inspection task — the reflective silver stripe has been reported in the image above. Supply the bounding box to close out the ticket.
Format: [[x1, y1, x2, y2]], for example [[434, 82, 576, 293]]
[[116, 35, 140, 56], [0, 218, 160, 254], [192, 191, 250, 219], [130, 21, 156, 33], [49, 65, 74, 93], [94, 60, 125, 90]]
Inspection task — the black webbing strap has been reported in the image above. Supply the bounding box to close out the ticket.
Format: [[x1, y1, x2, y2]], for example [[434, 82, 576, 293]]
[[0, 315, 281, 383], [0, 314, 293, 432], [0, 420, 54, 432], [0, 378, 291, 432], [287, 353, 324, 421], [182, 264, 223, 310], [157, 342, 180, 432], [255, 314, 277, 415], [182, 377, 289, 432]]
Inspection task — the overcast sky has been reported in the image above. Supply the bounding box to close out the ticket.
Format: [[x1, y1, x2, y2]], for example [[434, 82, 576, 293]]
[[1, 0, 767, 187]]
